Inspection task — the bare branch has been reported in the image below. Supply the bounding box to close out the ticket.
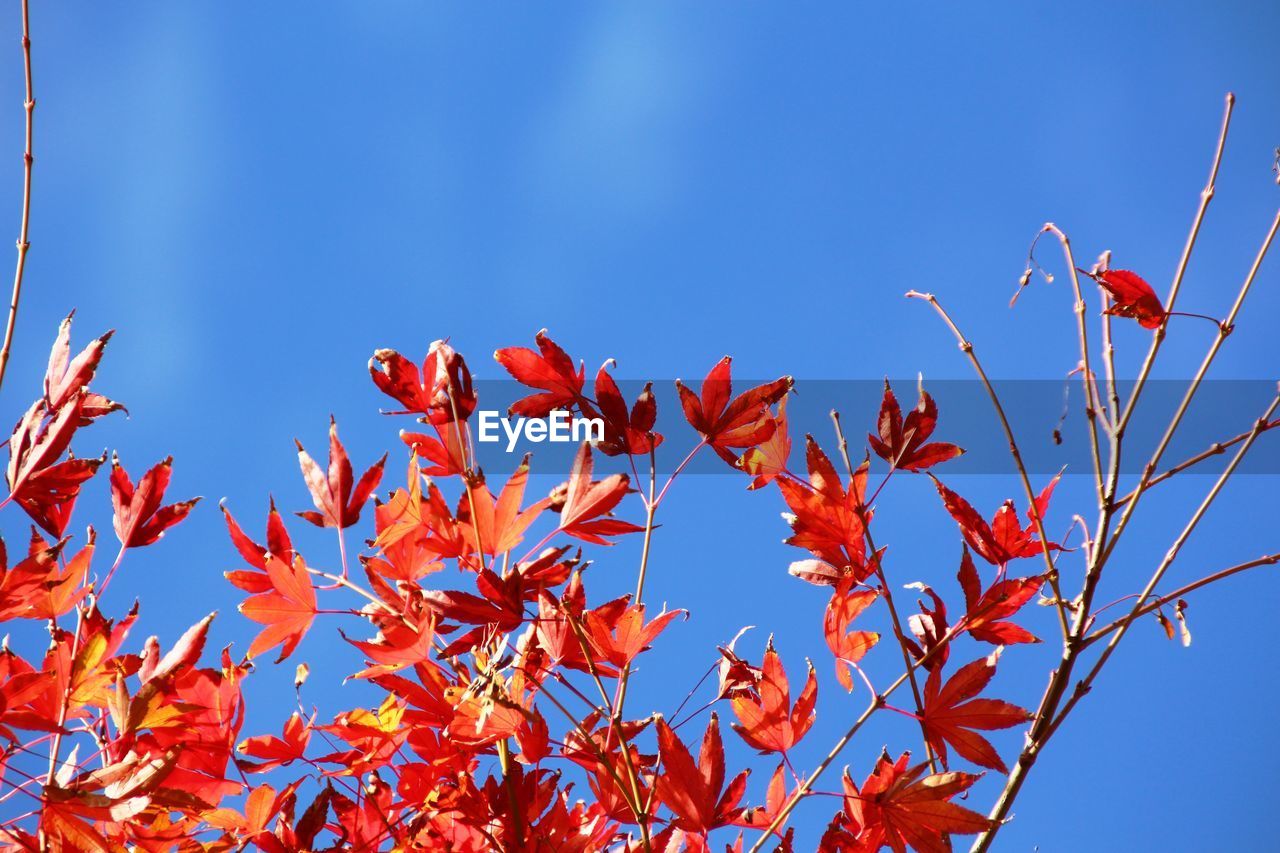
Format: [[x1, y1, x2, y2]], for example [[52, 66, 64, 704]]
[[1113, 417, 1280, 508], [1033, 224, 1107, 497], [0, 0, 33, 394], [1116, 93, 1235, 435], [1084, 552, 1280, 646]]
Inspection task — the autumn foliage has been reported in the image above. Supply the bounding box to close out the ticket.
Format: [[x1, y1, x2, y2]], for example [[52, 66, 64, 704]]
[[0, 82, 1276, 853]]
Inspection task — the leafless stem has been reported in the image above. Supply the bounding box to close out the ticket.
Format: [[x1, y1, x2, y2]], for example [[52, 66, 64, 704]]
[[972, 100, 1271, 847], [1035, 224, 1107, 496], [969, 414, 1122, 852], [1083, 552, 1280, 646], [561, 606, 652, 851], [1115, 93, 1235, 436], [304, 566, 398, 616], [535, 681, 652, 832], [608, 447, 660, 851], [0, 0, 33, 394], [1112, 417, 1280, 508], [1095, 250, 1121, 424], [971, 245, 1275, 852], [495, 739, 524, 845]]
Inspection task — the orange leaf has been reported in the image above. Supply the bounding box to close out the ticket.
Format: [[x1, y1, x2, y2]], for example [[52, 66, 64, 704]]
[[824, 584, 881, 691], [240, 554, 317, 662], [730, 640, 817, 754]]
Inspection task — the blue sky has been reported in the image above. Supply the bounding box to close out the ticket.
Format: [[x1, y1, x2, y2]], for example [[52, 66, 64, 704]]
[[3, 2, 1279, 849]]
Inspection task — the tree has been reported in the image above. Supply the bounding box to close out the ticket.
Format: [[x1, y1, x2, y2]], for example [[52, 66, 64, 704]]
[[0, 5, 1276, 850]]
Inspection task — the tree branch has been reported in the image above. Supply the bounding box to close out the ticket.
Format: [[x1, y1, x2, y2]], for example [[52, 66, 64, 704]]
[[0, 0, 33, 394], [1083, 552, 1280, 646]]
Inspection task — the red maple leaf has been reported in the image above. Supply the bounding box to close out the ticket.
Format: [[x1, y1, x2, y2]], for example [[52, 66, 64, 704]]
[[933, 473, 1061, 567], [590, 365, 662, 457], [238, 712, 311, 773], [222, 498, 295, 593], [295, 417, 386, 529], [550, 443, 643, 545], [956, 546, 1044, 646], [43, 312, 122, 419], [533, 579, 631, 677], [370, 340, 477, 424], [400, 420, 467, 477], [584, 602, 685, 669], [1086, 268, 1167, 329], [137, 611, 216, 685], [240, 554, 317, 662], [676, 357, 792, 465], [730, 639, 818, 754], [868, 379, 963, 472], [0, 533, 91, 621], [824, 582, 881, 691], [778, 437, 872, 583], [737, 762, 793, 847], [110, 455, 199, 548], [494, 330, 585, 418], [425, 568, 526, 656], [739, 396, 790, 491], [839, 751, 991, 853], [654, 714, 749, 835], [6, 395, 104, 536], [904, 582, 950, 673], [457, 454, 549, 557], [920, 652, 1031, 772]]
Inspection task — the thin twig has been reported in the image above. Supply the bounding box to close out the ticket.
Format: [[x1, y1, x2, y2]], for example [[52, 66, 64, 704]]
[[560, 605, 652, 851], [1033, 224, 1107, 497], [1083, 552, 1280, 646], [1112, 417, 1280, 508], [0, 0, 32, 394], [1094, 250, 1121, 426], [970, 193, 1274, 848], [1115, 93, 1235, 436]]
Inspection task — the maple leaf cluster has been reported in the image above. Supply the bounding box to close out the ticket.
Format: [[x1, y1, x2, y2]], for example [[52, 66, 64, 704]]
[[0, 315, 217, 850], [211, 331, 1053, 852], [0, 323, 1065, 852]]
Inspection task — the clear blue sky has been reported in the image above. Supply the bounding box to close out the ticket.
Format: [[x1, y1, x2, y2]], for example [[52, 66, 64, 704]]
[[3, 2, 1279, 849]]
